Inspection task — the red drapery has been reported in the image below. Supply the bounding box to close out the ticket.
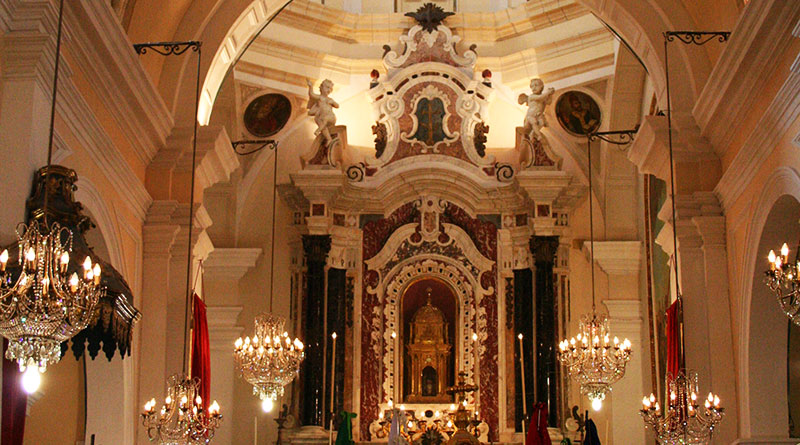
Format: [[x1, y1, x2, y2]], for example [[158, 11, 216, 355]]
[[191, 294, 211, 405], [2, 340, 27, 445], [524, 402, 552, 445], [666, 298, 683, 377]]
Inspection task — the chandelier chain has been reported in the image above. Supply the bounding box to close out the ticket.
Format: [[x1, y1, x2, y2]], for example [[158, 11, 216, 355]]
[[42, 0, 65, 225], [587, 136, 596, 313], [269, 143, 278, 313]]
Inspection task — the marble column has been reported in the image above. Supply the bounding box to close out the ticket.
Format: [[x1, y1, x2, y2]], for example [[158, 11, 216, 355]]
[[530, 236, 559, 426], [590, 241, 646, 445], [300, 235, 331, 427]]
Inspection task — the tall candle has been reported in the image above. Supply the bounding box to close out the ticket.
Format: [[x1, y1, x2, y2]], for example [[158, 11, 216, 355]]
[[330, 332, 337, 415], [518, 333, 527, 436], [254, 416, 258, 445]]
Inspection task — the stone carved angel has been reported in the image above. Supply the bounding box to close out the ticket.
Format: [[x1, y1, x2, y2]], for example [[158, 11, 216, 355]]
[[307, 79, 339, 145], [518, 78, 555, 141]]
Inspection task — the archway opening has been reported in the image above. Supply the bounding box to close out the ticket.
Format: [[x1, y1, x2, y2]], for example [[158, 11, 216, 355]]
[[749, 194, 800, 437], [401, 277, 458, 403]]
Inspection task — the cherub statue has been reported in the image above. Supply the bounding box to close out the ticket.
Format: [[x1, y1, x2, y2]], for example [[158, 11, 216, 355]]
[[307, 79, 339, 145], [518, 78, 555, 141]]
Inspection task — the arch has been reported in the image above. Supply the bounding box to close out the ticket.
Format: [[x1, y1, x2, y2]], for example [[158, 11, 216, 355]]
[[74, 178, 136, 445], [139, 0, 712, 128], [737, 166, 800, 438]]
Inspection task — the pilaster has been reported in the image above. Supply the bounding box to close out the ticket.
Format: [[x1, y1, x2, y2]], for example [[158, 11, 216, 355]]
[[206, 305, 244, 445], [203, 247, 263, 306], [603, 300, 646, 445], [586, 241, 642, 301]]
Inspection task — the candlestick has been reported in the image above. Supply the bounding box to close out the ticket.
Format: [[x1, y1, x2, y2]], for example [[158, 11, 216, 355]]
[[254, 416, 258, 445], [329, 332, 337, 445], [518, 333, 527, 437]]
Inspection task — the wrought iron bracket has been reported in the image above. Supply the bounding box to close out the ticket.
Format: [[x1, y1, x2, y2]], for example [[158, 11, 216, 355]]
[[133, 40, 201, 56], [664, 31, 730, 45], [587, 126, 640, 146], [232, 139, 278, 156]]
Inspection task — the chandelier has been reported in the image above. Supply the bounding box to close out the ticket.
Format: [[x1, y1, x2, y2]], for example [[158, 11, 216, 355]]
[[639, 30, 730, 442], [142, 374, 222, 444], [640, 371, 723, 444], [234, 142, 304, 411], [765, 243, 800, 325], [135, 39, 222, 442], [0, 222, 101, 372], [558, 314, 632, 409], [557, 129, 632, 411], [234, 314, 305, 406], [0, 0, 102, 374]]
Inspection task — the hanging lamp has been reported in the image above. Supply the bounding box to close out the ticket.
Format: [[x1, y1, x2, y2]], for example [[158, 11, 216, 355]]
[[639, 31, 727, 444], [135, 40, 222, 444], [234, 144, 305, 412], [557, 131, 632, 411], [0, 0, 103, 375]]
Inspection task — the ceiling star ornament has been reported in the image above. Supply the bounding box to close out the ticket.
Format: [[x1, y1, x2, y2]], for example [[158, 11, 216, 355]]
[[0, 0, 103, 375], [765, 243, 800, 325], [141, 374, 222, 444], [640, 371, 723, 444], [405, 3, 455, 33], [233, 142, 304, 411]]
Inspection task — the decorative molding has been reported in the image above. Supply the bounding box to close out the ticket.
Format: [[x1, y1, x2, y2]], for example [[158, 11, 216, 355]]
[[693, 1, 800, 151], [206, 306, 244, 350], [203, 248, 262, 282], [584, 241, 642, 275], [58, 60, 152, 222]]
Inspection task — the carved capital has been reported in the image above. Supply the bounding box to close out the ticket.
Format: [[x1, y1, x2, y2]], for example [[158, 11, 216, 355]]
[[303, 235, 332, 263], [529, 235, 559, 264]]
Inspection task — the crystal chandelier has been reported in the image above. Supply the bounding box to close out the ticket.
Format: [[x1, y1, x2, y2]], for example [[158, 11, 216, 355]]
[[234, 314, 305, 404], [557, 131, 631, 411], [640, 371, 723, 444], [0, 0, 102, 374], [765, 243, 800, 325], [0, 222, 101, 372], [234, 143, 304, 411], [136, 39, 222, 442], [558, 314, 632, 409], [639, 31, 729, 442], [142, 374, 222, 444]]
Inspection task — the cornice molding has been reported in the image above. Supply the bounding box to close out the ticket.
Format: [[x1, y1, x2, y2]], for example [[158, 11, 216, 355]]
[[203, 247, 263, 282], [583, 241, 642, 275], [66, 0, 172, 164], [694, 1, 800, 151], [58, 62, 152, 222]]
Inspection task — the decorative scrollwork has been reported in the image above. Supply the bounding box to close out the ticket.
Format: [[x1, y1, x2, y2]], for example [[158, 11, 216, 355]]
[[133, 41, 201, 56], [347, 163, 366, 182], [664, 31, 730, 46], [495, 163, 514, 182], [587, 126, 639, 147], [232, 139, 277, 156]]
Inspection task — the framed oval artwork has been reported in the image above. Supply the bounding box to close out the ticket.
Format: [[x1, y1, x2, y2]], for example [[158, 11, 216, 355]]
[[555, 91, 601, 136], [243, 93, 292, 137]]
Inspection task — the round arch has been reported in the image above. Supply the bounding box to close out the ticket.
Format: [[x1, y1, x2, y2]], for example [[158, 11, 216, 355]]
[[737, 166, 800, 439]]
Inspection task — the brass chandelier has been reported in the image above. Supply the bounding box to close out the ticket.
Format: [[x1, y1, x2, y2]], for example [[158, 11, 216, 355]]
[[765, 243, 800, 325], [0, 0, 102, 374], [135, 39, 222, 444], [639, 31, 728, 444], [557, 129, 632, 411], [234, 144, 304, 412]]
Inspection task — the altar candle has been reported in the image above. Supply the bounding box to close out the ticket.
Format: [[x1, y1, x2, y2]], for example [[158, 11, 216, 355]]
[[518, 334, 527, 429], [330, 332, 337, 416]]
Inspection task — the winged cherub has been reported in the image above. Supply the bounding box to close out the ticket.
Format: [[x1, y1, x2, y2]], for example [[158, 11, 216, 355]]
[[307, 79, 339, 145], [519, 78, 555, 141]]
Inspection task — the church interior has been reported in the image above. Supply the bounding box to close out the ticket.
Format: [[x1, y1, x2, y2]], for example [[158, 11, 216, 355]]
[[0, 0, 799, 444]]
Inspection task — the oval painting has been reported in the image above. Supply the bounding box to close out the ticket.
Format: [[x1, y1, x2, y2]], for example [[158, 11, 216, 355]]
[[243, 93, 292, 137], [555, 91, 601, 136]]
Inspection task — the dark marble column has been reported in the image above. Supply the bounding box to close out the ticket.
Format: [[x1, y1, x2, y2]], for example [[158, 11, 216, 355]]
[[300, 235, 331, 426], [513, 268, 534, 432], [530, 236, 559, 426], [325, 268, 346, 428]]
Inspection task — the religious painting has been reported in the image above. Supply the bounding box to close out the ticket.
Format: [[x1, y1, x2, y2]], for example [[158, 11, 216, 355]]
[[243, 93, 292, 137], [555, 91, 601, 136]]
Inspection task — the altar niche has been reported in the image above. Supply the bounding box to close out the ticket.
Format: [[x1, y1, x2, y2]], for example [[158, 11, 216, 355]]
[[401, 278, 457, 403]]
